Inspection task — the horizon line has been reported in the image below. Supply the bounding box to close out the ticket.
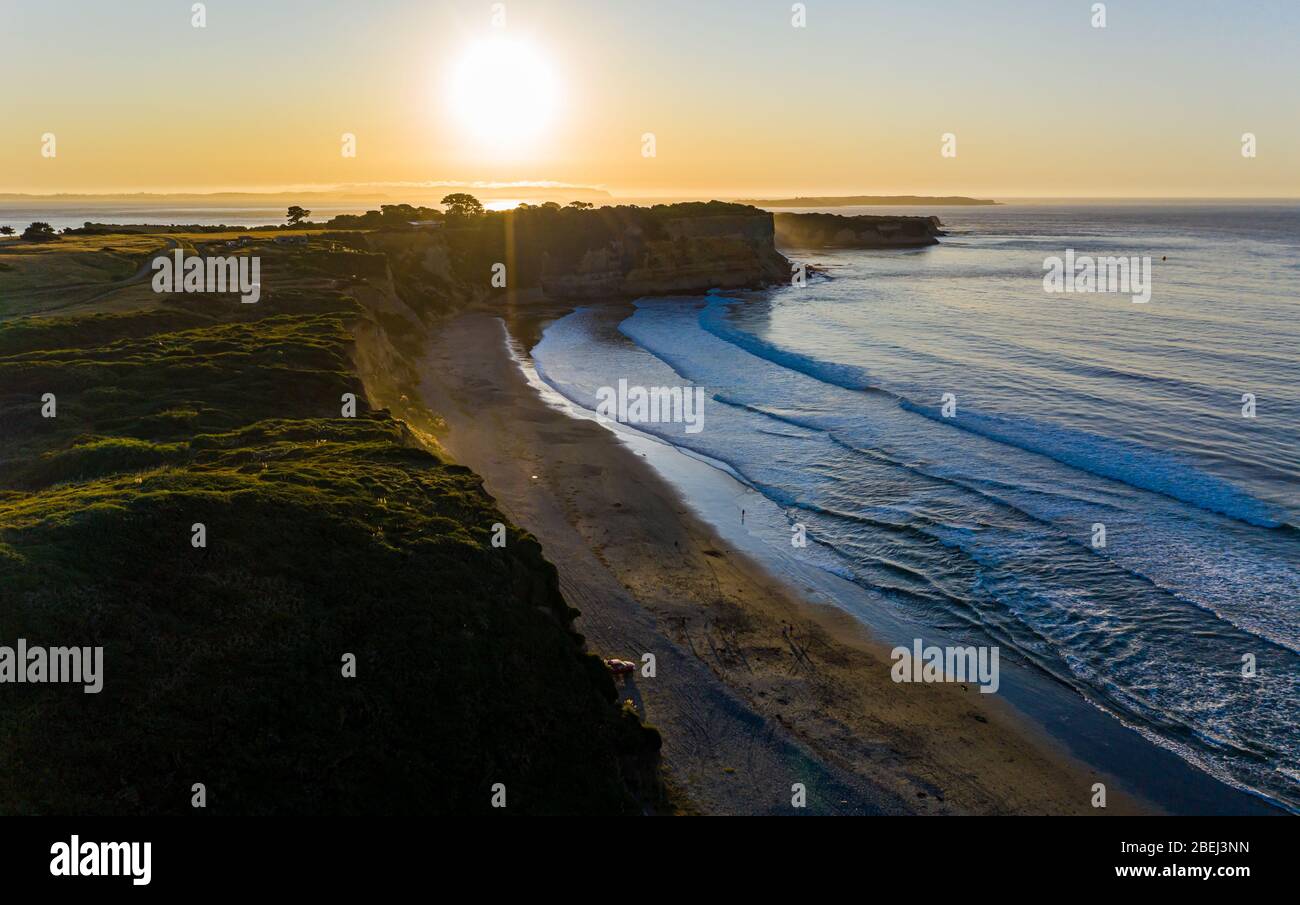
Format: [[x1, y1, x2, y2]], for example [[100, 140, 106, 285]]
[[2, 189, 1299, 203]]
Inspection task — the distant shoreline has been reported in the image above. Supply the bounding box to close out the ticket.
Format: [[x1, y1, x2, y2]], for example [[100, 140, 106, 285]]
[[739, 195, 998, 207]]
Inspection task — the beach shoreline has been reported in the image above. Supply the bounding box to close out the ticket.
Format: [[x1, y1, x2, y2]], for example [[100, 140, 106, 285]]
[[415, 303, 1159, 815]]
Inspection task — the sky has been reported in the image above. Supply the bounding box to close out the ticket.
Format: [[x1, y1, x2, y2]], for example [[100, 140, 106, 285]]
[[4, 0, 1299, 198]]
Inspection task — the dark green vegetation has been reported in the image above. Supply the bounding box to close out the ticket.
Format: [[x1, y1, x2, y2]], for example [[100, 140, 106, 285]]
[[20, 222, 58, 242], [325, 203, 446, 230], [0, 244, 660, 814]]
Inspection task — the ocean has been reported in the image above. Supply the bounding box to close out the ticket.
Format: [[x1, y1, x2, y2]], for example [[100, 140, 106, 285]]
[[530, 202, 1300, 813], [0, 202, 370, 233]]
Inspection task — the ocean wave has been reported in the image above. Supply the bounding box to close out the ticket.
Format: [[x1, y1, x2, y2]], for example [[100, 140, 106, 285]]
[[898, 402, 1285, 529], [699, 301, 1286, 529], [720, 388, 1300, 654], [698, 301, 876, 390], [537, 299, 1300, 811]]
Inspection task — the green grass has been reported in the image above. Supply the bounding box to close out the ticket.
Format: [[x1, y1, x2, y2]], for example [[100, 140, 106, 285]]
[[0, 234, 166, 292], [0, 242, 661, 815]]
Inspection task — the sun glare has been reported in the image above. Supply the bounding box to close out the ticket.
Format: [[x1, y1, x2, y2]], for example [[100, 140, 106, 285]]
[[448, 37, 558, 147]]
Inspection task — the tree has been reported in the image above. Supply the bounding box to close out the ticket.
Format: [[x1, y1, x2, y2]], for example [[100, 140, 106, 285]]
[[0, 226, 14, 236], [566, 200, 594, 210], [286, 206, 311, 226], [440, 193, 484, 219], [21, 222, 57, 241]]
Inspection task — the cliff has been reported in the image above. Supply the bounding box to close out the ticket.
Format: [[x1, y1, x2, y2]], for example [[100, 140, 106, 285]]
[[540, 212, 789, 298], [773, 212, 944, 249], [0, 236, 663, 814], [368, 202, 790, 304]]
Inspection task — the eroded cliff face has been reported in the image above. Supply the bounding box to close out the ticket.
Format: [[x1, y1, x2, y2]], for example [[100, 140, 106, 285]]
[[365, 204, 791, 304], [773, 212, 943, 248], [361, 230, 459, 310], [540, 213, 790, 299]]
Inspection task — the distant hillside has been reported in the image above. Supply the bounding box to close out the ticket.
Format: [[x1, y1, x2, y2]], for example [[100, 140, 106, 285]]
[[741, 195, 997, 207]]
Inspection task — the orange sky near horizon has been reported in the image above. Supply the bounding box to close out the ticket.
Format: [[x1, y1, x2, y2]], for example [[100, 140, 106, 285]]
[[4, 0, 1299, 200]]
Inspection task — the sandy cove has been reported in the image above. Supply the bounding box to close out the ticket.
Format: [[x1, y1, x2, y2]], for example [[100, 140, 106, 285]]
[[415, 304, 1152, 816]]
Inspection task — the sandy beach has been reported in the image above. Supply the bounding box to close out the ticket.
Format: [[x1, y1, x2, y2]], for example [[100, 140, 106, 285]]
[[415, 303, 1152, 816]]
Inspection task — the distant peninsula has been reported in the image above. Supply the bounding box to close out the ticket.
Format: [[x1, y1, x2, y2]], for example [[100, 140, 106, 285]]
[[739, 195, 998, 207]]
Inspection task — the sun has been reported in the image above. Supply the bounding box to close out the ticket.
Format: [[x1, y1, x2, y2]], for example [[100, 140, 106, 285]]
[[448, 37, 558, 147]]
